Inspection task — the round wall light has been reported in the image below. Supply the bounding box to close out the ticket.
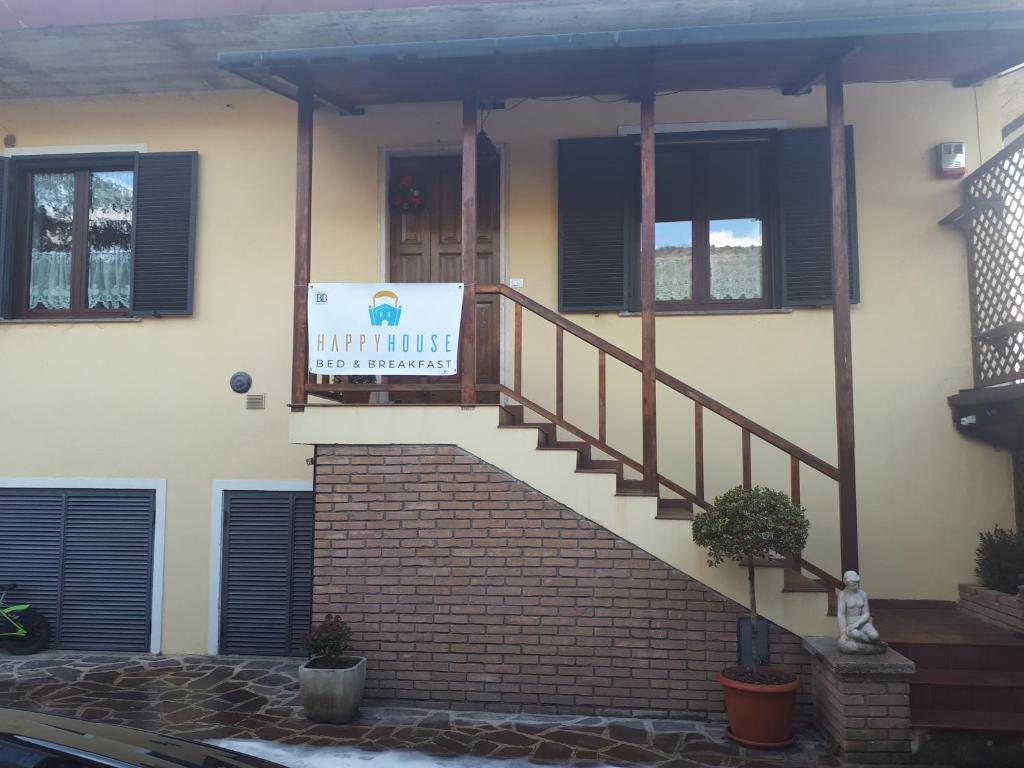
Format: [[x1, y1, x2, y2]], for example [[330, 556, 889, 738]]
[[230, 371, 253, 394]]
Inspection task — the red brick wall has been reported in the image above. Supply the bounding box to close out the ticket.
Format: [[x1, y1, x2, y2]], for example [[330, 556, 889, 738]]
[[314, 444, 812, 718]]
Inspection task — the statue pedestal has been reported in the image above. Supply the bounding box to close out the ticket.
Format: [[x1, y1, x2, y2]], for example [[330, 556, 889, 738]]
[[804, 637, 916, 767]]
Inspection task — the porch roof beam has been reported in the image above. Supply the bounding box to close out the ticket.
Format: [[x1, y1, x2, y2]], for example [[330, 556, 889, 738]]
[[270, 68, 365, 115], [781, 38, 859, 96], [227, 63, 364, 115], [953, 49, 1024, 87], [217, 10, 1024, 75]]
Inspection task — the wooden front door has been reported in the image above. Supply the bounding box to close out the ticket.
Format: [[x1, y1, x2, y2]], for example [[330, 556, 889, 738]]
[[388, 155, 501, 402]]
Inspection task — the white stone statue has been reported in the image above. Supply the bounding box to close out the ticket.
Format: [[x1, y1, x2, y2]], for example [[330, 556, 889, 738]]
[[837, 570, 887, 654]]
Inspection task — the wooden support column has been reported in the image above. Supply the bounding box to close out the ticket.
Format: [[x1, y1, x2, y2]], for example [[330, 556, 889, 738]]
[[826, 62, 859, 573], [640, 92, 658, 493], [290, 83, 314, 411], [460, 95, 478, 405]]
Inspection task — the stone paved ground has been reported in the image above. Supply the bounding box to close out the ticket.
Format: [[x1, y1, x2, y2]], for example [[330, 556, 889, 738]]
[[0, 654, 834, 767]]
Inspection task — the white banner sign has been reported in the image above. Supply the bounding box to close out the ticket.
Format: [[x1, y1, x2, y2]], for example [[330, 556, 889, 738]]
[[308, 283, 463, 376]]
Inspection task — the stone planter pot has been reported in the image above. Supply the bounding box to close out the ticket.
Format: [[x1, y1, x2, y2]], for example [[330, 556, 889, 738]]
[[299, 657, 367, 723], [718, 670, 799, 748]]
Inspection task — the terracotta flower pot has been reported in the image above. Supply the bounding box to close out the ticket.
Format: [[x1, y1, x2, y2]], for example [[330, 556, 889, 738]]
[[718, 670, 799, 748]]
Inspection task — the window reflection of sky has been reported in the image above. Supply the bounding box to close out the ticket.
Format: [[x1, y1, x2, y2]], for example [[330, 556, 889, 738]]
[[656, 218, 762, 249], [655, 221, 692, 248]]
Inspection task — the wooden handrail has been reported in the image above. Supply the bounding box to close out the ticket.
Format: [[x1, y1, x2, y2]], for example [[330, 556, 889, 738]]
[[478, 283, 840, 481], [478, 284, 643, 368], [795, 556, 845, 591]]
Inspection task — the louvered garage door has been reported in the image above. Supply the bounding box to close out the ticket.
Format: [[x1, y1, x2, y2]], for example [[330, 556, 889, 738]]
[[0, 488, 155, 651], [221, 491, 313, 656]]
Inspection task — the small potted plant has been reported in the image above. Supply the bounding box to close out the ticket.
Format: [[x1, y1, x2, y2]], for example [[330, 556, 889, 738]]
[[692, 485, 809, 748], [300, 615, 367, 723]]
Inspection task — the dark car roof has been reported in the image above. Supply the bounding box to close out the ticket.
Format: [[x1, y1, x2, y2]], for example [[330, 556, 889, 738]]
[[0, 709, 286, 768]]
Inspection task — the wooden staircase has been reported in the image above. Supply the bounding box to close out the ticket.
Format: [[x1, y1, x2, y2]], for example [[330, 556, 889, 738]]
[[310, 283, 848, 620], [498, 402, 837, 612], [877, 604, 1024, 732]]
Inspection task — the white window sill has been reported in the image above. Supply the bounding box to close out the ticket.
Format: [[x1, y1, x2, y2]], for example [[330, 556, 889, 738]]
[[0, 317, 143, 325], [618, 308, 794, 317]]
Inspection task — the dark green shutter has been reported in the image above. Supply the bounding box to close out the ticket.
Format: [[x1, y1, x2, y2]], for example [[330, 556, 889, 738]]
[[558, 137, 633, 312], [221, 491, 314, 656], [131, 152, 198, 315], [0, 157, 13, 319], [779, 127, 859, 306]]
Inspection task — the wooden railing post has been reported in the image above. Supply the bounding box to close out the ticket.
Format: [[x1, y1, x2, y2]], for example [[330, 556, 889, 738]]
[[460, 94, 478, 405], [556, 326, 564, 418], [694, 402, 704, 501], [640, 91, 658, 493], [514, 302, 523, 395], [291, 83, 314, 411], [827, 61, 859, 573]]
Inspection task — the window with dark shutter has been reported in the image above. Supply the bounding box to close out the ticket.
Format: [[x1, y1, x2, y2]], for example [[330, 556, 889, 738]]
[[132, 152, 198, 315], [558, 137, 633, 312], [0, 151, 198, 319], [779, 126, 859, 306], [557, 129, 860, 314]]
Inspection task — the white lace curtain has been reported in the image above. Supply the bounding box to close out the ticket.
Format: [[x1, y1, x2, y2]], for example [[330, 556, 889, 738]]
[[29, 249, 132, 310]]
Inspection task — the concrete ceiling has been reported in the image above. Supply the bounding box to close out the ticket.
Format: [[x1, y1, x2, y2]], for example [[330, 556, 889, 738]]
[[2, 0, 1024, 99], [1000, 69, 1024, 143]]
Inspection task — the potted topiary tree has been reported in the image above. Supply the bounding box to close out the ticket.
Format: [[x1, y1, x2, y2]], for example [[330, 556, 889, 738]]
[[300, 615, 367, 723], [691, 485, 809, 748]]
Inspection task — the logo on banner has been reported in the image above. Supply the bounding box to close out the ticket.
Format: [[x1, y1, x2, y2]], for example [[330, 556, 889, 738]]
[[368, 290, 402, 327]]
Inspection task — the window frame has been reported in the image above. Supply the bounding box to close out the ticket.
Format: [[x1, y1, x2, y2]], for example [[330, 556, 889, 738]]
[[629, 130, 780, 313], [10, 153, 136, 319]]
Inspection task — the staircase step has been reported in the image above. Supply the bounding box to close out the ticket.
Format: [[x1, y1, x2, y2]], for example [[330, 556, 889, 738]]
[[910, 708, 1024, 732], [538, 441, 592, 461], [656, 499, 693, 520], [577, 459, 621, 474], [782, 570, 830, 593], [616, 478, 656, 497], [911, 674, 1024, 714], [914, 669, 1024, 687], [891, 642, 1024, 672], [499, 421, 557, 446], [498, 405, 524, 425]]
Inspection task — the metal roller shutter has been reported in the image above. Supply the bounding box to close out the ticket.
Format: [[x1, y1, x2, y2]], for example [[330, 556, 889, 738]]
[[0, 491, 63, 633], [221, 491, 314, 657], [60, 491, 154, 651], [0, 488, 155, 651]]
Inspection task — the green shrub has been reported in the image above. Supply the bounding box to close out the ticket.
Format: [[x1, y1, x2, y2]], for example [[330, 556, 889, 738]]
[[308, 615, 352, 664], [975, 525, 1024, 596], [692, 486, 808, 677]]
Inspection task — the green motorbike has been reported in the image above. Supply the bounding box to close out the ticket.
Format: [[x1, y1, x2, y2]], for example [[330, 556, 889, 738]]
[[0, 583, 50, 654]]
